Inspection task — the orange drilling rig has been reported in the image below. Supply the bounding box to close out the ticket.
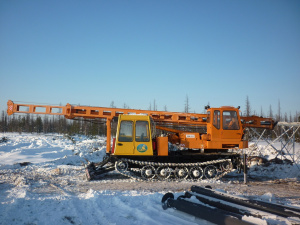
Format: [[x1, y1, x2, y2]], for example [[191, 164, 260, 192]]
[[7, 100, 276, 181]]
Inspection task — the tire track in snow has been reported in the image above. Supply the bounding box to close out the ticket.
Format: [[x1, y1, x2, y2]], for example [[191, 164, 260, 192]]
[[104, 191, 199, 225], [111, 193, 157, 224], [92, 191, 118, 225], [64, 190, 114, 225]]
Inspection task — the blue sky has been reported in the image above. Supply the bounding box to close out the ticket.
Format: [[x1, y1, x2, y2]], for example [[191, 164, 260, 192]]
[[1, 0, 299, 118]]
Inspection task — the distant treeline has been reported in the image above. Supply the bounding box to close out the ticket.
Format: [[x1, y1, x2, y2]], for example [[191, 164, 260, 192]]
[[1, 110, 299, 142], [0, 111, 106, 136]]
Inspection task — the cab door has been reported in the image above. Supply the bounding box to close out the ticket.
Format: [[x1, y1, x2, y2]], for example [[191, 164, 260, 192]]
[[115, 120, 135, 155], [134, 120, 153, 156], [207, 109, 222, 148], [221, 110, 242, 140], [210, 110, 222, 140]]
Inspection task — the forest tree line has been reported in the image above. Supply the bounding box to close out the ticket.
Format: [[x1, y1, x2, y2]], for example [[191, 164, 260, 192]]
[[1, 106, 299, 139], [1, 96, 300, 141], [0, 111, 106, 136]]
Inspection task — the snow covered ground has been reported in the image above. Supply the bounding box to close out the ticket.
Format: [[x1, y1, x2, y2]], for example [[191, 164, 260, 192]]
[[0, 133, 300, 225]]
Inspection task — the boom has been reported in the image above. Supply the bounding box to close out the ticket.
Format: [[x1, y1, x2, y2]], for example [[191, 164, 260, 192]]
[[7, 100, 276, 153], [7, 100, 207, 123]]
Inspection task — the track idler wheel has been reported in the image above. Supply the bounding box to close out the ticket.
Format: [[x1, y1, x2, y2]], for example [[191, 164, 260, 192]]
[[189, 167, 203, 180], [141, 165, 156, 180], [221, 161, 233, 172], [204, 165, 218, 179], [115, 160, 128, 172], [175, 167, 189, 180], [156, 167, 171, 180]]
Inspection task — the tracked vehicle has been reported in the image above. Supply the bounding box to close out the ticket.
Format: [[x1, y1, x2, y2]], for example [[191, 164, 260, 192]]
[[7, 100, 276, 181]]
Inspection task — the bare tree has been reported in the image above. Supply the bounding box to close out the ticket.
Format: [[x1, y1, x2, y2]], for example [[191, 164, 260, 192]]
[[0, 111, 7, 132], [244, 96, 251, 117], [260, 106, 264, 117], [184, 95, 190, 113], [277, 99, 281, 121], [153, 99, 157, 111], [269, 105, 273, 118], [110, 101, 116, 108], [284, 112, 288, 122], [149, 100, 157, 111]]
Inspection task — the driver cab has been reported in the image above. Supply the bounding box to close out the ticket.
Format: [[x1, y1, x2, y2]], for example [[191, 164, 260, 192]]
[[206, 106, 245, 149], [113, 114, 154, 156]]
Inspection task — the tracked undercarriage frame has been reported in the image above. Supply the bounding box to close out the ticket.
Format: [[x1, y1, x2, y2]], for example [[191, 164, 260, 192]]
[[85, 153, 241, 182]]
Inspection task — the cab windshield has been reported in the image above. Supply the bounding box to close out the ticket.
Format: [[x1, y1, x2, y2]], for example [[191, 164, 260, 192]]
[[118, 120, 150, 142]]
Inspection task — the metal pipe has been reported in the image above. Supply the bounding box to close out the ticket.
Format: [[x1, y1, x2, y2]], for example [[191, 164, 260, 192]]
[[191, 186, 300, 218], [162, 193, 254, 225]]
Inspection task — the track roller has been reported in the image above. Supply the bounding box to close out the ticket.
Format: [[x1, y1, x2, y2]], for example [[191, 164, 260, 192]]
[[156, 167, 171, 180], [141, 165, 156, 180], [204, 165, 218, 179], [175, 167, 189, 180], [189, 167, 203, 180]]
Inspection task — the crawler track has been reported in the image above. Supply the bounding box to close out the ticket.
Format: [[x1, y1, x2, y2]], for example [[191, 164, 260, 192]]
[[86, 157, 235, 181], [115, 158, 233, 181]]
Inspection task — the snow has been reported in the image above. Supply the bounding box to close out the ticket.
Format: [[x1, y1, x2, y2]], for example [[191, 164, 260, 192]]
[[1, 189, 198, 225], [245, 141, 300, 180], [1, 133, 300, 225]]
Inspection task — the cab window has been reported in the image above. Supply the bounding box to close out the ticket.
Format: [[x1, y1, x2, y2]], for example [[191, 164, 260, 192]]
[[223, 111, 239, 130], [135, 121, 150, 142], [207, 111, 210, 123], [213, 110, 220, 129], [118, 121, 133, 142]]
